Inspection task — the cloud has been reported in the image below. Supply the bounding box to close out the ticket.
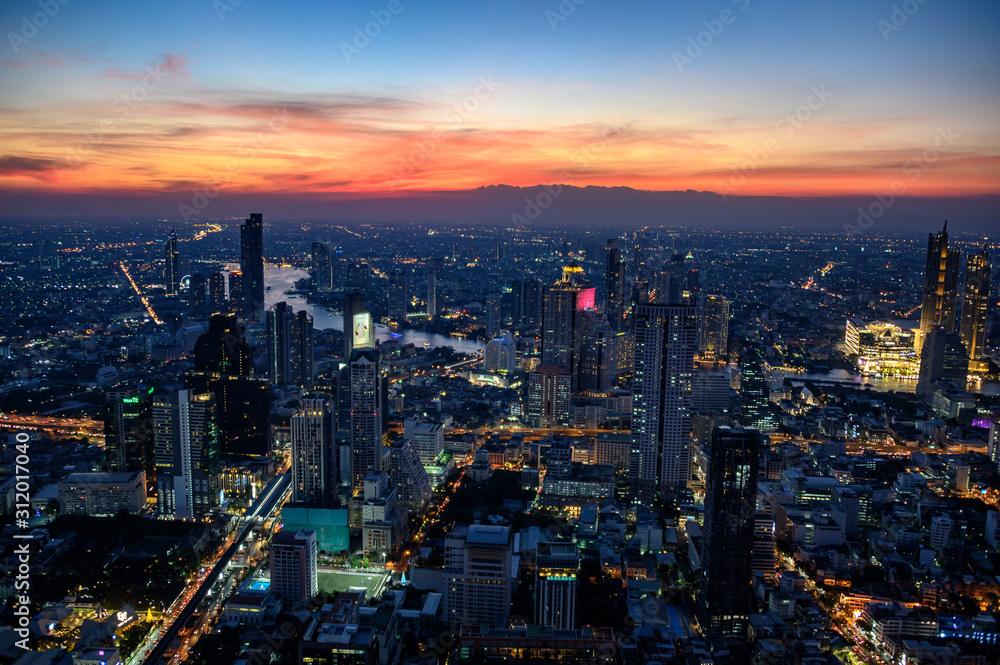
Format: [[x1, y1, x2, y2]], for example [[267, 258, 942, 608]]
[[100, 53, 193, 81], [0, 155, 64, 180]]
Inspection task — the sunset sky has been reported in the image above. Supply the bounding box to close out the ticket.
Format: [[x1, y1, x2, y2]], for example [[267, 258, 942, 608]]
[[1, 0, 998, 213]]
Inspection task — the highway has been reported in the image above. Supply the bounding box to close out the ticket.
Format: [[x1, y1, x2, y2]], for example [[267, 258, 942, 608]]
[[141, 472, 291, 664]]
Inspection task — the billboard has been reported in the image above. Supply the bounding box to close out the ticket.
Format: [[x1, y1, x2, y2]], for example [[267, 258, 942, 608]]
[[352, 311, 373, 349]]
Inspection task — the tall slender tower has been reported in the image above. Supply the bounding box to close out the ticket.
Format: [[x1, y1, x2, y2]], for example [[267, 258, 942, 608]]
[[699, 295, 730, 358], [919, 221, 961, 347], [350, 348, 384, 495], [535, 542, 579, 630], [542, 262, 596, 392], [343, 290, 371, 361], [266, 302, 314, 387], [631, 303, 698, 501], [697, 427, 760, 637], [240, 213, 265, 321], [388, 270, 409, 321], [164, 230, 180, 296], [427, 267, 437, 319], [960, 247, 991, 362], [291, 398, 334, 506], [485, 294, 502, 338], [605, 239, 625, 331], [512, 278, 543, 327], [208, 271, 227, 311], [153, 389, 220, 520], [105, 385, 155, 487], [311, 242, 332, 291]]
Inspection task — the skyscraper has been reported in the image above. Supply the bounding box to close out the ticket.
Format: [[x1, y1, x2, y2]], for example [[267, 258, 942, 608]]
[[270, 529, 318, 607], [527, 366, 571, 428], [343, 290, 371, 361], [266, 302, 314, 388], [738, 344, 773, 431], [153, 389, 220, 520], [605, 239, 625, 331], [164, 230, 180, 296], [960, 246, 991, 362], [187, 273, 206, 314], [443, 524, 513, 627], [919, 221, 961, 347], [311, 242, 332, 291], [192, 313, 254, 377], [535, 541, 579, 630], [697, 427, 760, 637], [427, 266, 437, 319], [577, 310, 616, 393], [512, 278, 543, 328], [916, 327, 968, 401], [240, 213, 265, 321], [227, 270, 244, 315], [387, 437, 431, 515], [104, 385, 155, 488], [291, 398, 334, 506], [542, 262, 596, 392], [631, 303, 698, 501], [208, 271, 227, 312], [350, 348, 385, 495], [699, 295, 730, 358], [388, 270, 409, 321], [485, 293, 502, 338]]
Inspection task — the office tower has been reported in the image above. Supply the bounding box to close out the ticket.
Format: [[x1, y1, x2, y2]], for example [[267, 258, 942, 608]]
[[291, 398, 334, 506], [153, 389, 220, 520], [916, 328, 969, 401], [192, 313, 254, 376], [208, 271, 227, 312], [631, 303, 698, 501], [527, 366, 571, 428], [605, 239, 625, 331], [240, 213, 265, 320], [403, 419, 445, 466], [427, 266, 437, 319], [542, 263, 596, 391], [311, 242, 332, 291], [919, 221, 961, 346], [752, 492, 777, 585], [187, 273, 207, 314], [164, 230, 180, 296], [104, 385, 155, 487], [227, 270, 244, 314], [535, 541, 579, 630], [361, 470, 407, 557], [699, 295, 730, 358], [266, 302, 314, 387], [343, 290, 371, 361], [697, 427, 760, 637], [350, 348, 384, 495], [738, 344, 773, 431], [387, 437, 431, 515], [388, 270, 409, 321], [270, 529, 318, 607], [444, 524, 513, 627], [960, 247, 991, 361], [691, 368, 733, 415], [577, 311, 616, 393], [512, 278, 544, 328], [686, 269, 700, 302], [653, 253, 688, 305], [485, 294, 502, 338], [484, 335, 516, 374]]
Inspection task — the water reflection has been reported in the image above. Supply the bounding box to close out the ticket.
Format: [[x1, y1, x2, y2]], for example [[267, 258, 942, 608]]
[[783, 368, 998, 396]]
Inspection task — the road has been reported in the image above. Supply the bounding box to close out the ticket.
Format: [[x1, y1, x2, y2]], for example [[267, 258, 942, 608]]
[[140, 472, 291, 664]]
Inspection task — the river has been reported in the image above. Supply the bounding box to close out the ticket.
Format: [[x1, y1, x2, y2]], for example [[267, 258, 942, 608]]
[[261, 265, 484, 355], [783, 368, 999, 397]]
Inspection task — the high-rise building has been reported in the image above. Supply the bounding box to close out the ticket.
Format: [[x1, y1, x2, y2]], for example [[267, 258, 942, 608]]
[[104, 385, 155, 488], [192, 313, 254, 377], [631, 303, 698, 501], [208, 271, 227, 312], [164, 230, 180, 297], [427, 266, 437, 319], [240, 213, 265, 321], [350, 348, 385, 495], [266, 302, 314, 388], [697, 427, 760, 637], [512, 278, 543, 328], [960, 247, 991, 362], [699, 295, 730, 358], [343, 290, 371, 361], [361, 470, 408, 557], [535, 541, 579, 630], [291, 398, 334, 507], [387, 437, 431, 515], [153, 389, 220, 520], [738, 344, 774, 431], [270, 529, 318, 607], [444, 524, 513, 627], [227, 270, 244, 314], [187, 273, 207, 314], [577, 310, 616, 393], [919, 221, 961, 347], [484, 335, 517, 374], [403, 419, 444, 466], [388, 270, 409, 321], [485, 294, 502, 338], [542, 263, 596, 391], [605, 239, 625, 331], [527, 366, 571, 428], [311, 242, 332, 291], [916, 327, 968, 401]]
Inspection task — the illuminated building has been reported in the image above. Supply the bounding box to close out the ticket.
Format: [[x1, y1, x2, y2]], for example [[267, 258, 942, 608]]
[[104, 385, 155, 486], [291, 398, 334, 506], [185, 372, 271, 457], [844, 318, 919, 377], [208, 270, 227, 311], [227, 270, 244, 314], [58, 471, 147, 517], [404, 419, 444, 466], [387, 436, 431, 514], [427, 264, 437, 319], [631, 303, 698, 501], [457, 625, 615, 664], [739, 344, 775, 432], [388, 270, 409, 321], [535, 541, 579, 630], [311, 242, 332, 291], [916, 327, 968, 402], [512, 277, 543, 328], [361, 471, 407, 557], [484, 334, 516, 374], [270, 529, 318, 607], [527, 366, 571, 428], [577, 310, 616, 393], [697, 427, 760, 637], [266, 302, 315, 388], [444, 524, 513, 627], [485, 293, 502, 337], [918, 221, 960, 348], [350, 348, 385, 494], [959, 246, 990, 362], [344, 290, 371, 361], [698, 295, 729, 358], [605, 238, 625, 331], [164, 229, 179, 296], [542, 262, 596, 392], [240, 213, 265, 321], [193, 313, 254, 377], [153, 389, 220, 520]]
